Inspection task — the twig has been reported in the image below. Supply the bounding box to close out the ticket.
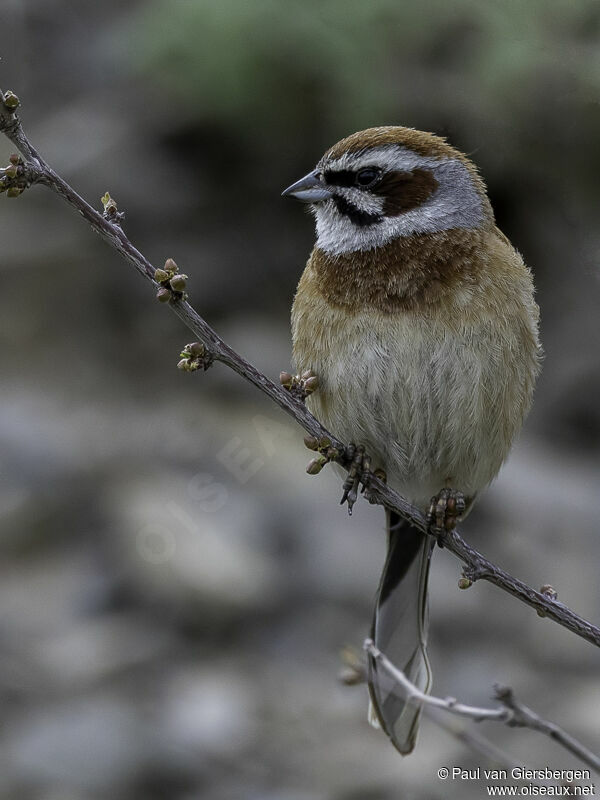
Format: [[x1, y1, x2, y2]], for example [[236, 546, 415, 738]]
[[340, 646, 530, 774], [365, 640, 600, 774], [494, 685, 600, 774], [1, 90, 600, 649], [424, 706, 531, 774]]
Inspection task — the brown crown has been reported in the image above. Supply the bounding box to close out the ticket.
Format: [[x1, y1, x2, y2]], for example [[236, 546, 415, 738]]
[[324, 125, 488, 201]]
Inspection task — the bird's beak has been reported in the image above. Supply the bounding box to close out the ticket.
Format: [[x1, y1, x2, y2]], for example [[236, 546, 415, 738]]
[[281, 169, 332, 203]]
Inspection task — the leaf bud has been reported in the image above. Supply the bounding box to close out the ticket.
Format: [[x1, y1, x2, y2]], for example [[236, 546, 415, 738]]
[[303, 376, 319, 393], [306, 455, 327, 475], [3, 91, 20, 110], [169, 273, 187, 292], [188, 342, 205, 357]]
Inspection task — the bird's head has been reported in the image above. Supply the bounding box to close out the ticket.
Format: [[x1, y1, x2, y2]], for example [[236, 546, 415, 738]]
[[282, 126, 493, 256]]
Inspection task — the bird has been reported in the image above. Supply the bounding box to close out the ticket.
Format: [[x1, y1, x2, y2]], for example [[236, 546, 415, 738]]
[[282, 126, 541, 754]]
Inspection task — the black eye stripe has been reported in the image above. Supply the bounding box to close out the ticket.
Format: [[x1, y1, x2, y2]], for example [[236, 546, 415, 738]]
[[323, 169, 356, 187], [323, 166, 382, 189]]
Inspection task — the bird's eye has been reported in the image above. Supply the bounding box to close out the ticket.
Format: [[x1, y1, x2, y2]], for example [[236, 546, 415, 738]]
[[356, 168, 381, 187]]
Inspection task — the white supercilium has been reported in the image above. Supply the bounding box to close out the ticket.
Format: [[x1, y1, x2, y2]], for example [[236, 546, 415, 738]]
[[312, 145, 484, 255]]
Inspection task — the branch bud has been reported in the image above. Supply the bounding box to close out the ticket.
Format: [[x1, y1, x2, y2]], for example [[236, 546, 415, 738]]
[[154, 268, 170, 283], [458, 577, 472, 590], [279, 371, 293, 388], [303, 375, 319, 394], [164, 258, 177, 273], [188, 342, 206, 358], [306, 455, 328, 475], [536, 584, 558, 617], [156, 287, 171, 303], [6, 186, 22, 197], [9, 154, 21, 165], [3, 91, 20, 110], [303, 435, 319, 451], [540, 584, 558, 601], [169, 274, 187, 292]]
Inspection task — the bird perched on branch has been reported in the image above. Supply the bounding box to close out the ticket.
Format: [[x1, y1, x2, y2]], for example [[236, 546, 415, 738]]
[[283, 126, 541, 754]]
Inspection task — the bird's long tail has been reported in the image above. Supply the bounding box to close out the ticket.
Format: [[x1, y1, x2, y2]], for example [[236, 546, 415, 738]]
[[367, 509, 433, 754]]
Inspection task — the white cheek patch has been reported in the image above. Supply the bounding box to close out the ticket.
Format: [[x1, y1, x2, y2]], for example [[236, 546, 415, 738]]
[[333, 186, 384, 216], [313, 145, 485, 255]]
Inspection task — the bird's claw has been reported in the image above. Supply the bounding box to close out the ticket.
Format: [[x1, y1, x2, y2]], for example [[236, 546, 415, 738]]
[[427, 487, 466, 546], [340, 444, 374, 515]]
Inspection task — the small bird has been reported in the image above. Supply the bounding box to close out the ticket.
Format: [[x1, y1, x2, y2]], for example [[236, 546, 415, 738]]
[[283, 126, 541, 754]]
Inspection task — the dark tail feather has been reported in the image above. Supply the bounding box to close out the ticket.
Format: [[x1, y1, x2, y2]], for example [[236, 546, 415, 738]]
[[367, 510, 434, 754]]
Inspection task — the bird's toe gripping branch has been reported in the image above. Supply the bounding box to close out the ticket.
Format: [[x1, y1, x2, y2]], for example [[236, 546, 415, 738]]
[[427, 487, 466, 547], [303, 436, 386, 515], [340, 444, 387, 515]]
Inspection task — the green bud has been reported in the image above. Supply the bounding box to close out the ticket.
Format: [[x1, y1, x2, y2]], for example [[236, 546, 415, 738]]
[[164, 257, 177, 273], [3, 91, 20, 110], [306, 455, 327, 475], [154, 268, 170, 283], [3, 164, 17, 179], [303, 435, 319, 451], [279, 371, 293, 388], [9, 154, 20, 165], [6, 186, 22, 197], [458, 577, 472, 590], [169, 274, 187, 292], [156, 287, 171, 303]]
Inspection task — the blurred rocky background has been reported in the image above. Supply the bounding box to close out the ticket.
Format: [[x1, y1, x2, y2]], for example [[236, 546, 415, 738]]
[[0, 1, 599, 798]]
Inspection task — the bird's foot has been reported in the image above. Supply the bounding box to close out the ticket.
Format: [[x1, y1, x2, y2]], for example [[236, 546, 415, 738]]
[[340, 444, 380, 515], [279, 369, 318, 403], [427, 487, 466, 547]]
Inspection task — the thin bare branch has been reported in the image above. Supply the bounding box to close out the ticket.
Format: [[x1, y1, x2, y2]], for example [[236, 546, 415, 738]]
[[365, 640, 600, 774], [1, 91, 600, 649], [340, 645, 530, 774]]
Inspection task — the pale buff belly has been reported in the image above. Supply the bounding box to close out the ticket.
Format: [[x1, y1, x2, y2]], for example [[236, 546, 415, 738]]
[[293, 302, 536, 511]]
